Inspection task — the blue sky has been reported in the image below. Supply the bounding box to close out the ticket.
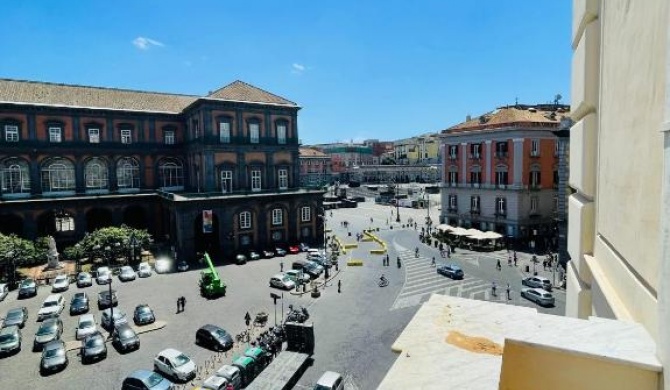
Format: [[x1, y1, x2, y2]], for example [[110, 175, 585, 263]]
[[0, 1, 571, 145]]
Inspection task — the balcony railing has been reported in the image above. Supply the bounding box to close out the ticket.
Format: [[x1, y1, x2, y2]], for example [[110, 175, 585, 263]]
[[469, 154, 481, 160], [495, 151, 508, 159], [495, 183, 507, 190], [494, 211, 507, 218], [470, 208, 480, 215], [530, 151, 540, 157]]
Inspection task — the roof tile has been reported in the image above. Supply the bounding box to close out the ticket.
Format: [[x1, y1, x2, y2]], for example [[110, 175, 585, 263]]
[[207, 80, 297, 106]]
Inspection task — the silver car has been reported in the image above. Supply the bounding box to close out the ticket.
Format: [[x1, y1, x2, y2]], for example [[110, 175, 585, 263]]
[[76, 314, 97, 340], [521, 288, 556, 307], [119, 266, 136, 282], [0, 325, 21, 356], [521, 276, 553, 292]]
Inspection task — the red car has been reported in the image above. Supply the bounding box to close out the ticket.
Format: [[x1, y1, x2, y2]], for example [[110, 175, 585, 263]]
[[288, 245, 300, 254]]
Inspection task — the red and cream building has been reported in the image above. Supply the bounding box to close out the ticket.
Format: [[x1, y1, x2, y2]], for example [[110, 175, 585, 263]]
[[440, 103, 571, 251]]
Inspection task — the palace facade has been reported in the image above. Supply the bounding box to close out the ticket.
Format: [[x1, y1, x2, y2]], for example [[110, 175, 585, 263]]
[[0, 78, 324, 261]]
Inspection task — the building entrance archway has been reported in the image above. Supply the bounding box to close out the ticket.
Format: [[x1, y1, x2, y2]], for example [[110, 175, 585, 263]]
[[0, 214, 23, 236], [194, 211, 220, 256], [123, 206, 147, 229]]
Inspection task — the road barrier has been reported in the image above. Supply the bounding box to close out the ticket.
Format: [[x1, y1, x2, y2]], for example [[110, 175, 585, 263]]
[[347, 259, 364, 266], [364, 230, 387, 254], [334, 236, 347, 254], [344, 243, 359, 249]]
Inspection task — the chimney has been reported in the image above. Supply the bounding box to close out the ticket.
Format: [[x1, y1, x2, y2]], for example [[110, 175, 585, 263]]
[[466, 115, 472, 122]]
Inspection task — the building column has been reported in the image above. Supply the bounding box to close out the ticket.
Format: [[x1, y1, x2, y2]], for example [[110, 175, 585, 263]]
[[30, 160, 41, 195], [108, 158, 117, 192], [27, 113, 36, 140], [265, 152, 275, 189], [72, 115, 80, 142], [237, 153, 246, 190], [512, 138, 524, 187], [460, 142, 467, 185], [484, 140, 492, 185], [75, 160, 85, 193], [292, 151, 300, 188]]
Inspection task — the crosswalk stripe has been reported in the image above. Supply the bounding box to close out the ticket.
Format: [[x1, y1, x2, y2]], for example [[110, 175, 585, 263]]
[[398, 282, 452, 298], [400, 276, 462, 294]]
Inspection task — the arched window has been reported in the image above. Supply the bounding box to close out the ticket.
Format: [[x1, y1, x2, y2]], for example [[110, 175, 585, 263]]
[[158, 158, 184, 189], [0, 158, 30, 194], [117, 157, 140, 189], [239, 211, 252, 230], [85, 158, 108, 190], [41, 158, 75, 193]]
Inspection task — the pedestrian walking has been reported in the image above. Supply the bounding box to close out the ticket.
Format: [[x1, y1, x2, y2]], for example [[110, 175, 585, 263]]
[[338, 280, 342, 293], [513, 256, 517, 267], [181, 296, 186, 312], [496, 259, 502, 271], [176, 297, 181, 313], [280, 262, 284, 272], [491, 282, 497, 297], [431, 257, 436, 267], [506, 283, 511, 300]]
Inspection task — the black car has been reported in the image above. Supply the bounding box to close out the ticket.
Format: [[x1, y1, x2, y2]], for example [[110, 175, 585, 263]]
[[2, 307, 28, 329], [195, 324, 234, 352], [112, 323, 140, 352], [97, 290, 118, 310], [275, 247, 287, 257], [80, 332, 107, 364], [69, 292, 90, 315], [133, 304, 156, 326], [33, 317, 63, 351], [17, 279, 37, 299], [436, 264, 464, 280], [235, 254, 248, 265], [40, 340, 68, 374]]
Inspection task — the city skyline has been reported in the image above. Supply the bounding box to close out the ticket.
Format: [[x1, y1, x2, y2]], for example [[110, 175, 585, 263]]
[[0, 1, 571, 145]]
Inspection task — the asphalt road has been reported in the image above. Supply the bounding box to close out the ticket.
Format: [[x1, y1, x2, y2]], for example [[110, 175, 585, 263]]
[[0, 197, 565, 390]]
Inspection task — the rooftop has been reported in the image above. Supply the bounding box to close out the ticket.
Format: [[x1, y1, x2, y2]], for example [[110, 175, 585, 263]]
[[0, 78, 296, 114], [299, 148, 328, 158], [444, 104, 571, 133]]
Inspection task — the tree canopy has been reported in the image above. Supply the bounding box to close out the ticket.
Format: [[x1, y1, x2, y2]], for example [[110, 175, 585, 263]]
[[63, 225, 152, 267], [0, 233, 49, 270]]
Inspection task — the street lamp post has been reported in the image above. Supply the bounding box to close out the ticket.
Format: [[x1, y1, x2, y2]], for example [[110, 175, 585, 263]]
[[75, 244, 82, 273], [7, 250, 15, 290], [395, 181, 400, 223]]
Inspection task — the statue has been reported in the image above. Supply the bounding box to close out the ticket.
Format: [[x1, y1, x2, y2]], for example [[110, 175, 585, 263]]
[[45, 236, 61, 269]]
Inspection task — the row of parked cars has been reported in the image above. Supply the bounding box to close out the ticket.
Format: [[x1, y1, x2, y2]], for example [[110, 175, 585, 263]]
[[235, 243, 316, 265], [270, 249, 331, 290]]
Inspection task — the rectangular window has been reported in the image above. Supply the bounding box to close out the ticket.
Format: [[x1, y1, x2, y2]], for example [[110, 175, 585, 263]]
[[249, 123, 260, 144], [496, 142, 508, 157], [219, 122, 231, 143], [530, 171, 541, 188], [4, 125, 19, 142], [448, 171, 458, 185], [301, 206, 311, 222], [251, 169, 262, 191], [496, 171, 508, 187], [449, 195, 457, 210], [240, 212, 252, 229], [470, 171, 481, 186], [88, 128, 100, 143], [530, 196, 539, 213], [470, 144, 481, 159], [471, 196, 480, 211], [278, 169, 288, 190], [164, 130, 175, 145], [121, 129, 132, 144], [272, 209, 283, 225], [277, 123, 287, 144], [49, 127, 62, 143], [221, 170, 233, 193], [496, 197, 507, 215], [531, 139, 540, 156], [449, 145, 458, 159]]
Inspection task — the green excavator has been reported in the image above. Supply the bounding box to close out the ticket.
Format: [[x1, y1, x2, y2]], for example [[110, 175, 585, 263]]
[[199, 252, 227, 298]]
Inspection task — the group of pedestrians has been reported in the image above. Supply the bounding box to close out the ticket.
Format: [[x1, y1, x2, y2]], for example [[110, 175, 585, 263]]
[[491, 282, 512, 300]]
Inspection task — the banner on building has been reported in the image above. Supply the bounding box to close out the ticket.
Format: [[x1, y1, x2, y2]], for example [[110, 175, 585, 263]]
[[203, 210, 213, 233]]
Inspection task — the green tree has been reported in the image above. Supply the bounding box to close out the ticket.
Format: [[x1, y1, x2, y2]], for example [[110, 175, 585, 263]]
[[64, 225, 151, 269], [0, 233, 48, 287]]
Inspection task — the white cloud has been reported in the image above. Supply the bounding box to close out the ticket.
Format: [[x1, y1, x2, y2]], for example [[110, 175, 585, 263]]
[[132, 36, 165, 50], [291, 63, 306, 74]]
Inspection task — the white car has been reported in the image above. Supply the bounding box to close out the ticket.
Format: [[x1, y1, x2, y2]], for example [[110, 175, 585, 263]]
[[269, 273, 296, 290], [153, 348, 197, 382], [51, 275, 69, 292], [201, 375, 229, 390], [37, 294, 65, 321], [0, 283, 8, 302], [118, 266, 136, 282], [138, 262, 152, 278], [76, 314, 97, 340], [100, 308, 128, 330], [155, 259, 171, 274], [96, 267, 111, 285], [285, 270, 310, 284]]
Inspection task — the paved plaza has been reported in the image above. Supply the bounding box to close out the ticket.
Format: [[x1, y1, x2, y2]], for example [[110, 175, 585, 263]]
[[0, 197, 564, 390]]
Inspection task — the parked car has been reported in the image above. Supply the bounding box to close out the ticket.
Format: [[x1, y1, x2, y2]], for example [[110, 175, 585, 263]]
[[299, 243, 310, 252], [200, 375, 229, 390], [262, 250, 275, 259], [153, 348, 197, 382], [51, 275, 70, 293], [101, 308, 128, 330], [3, 307, 28, 328], [305, 261, 324, 278], [275, 247, 287, 257], [112, 323, 140, 352], [285, 269, 310, 285], [0, 325, 21, 356], [80, 332, 107, 363], [437, 264, 464, 280], [248, 251, 261, 261], [33, 317, 63, 351], [0, 283, 8, 302], [351, 196, 366, 203], [155, 258, 172, 274], [133, 304, 156, 326], [97, 289, 118, 310], [119, 266, 137, 282], [214, 365, 242, 390], [69, 292, 89, 315], [314, 371, 344, 390], [76, 272, 93, 288], [75, 314, 97, 340], [37, 294, 65, 321], [269, 273, 295, 290], [235, 254, 247, 265], [288, 245, 300, 254], [521, 287, 556, 307], [308, 255, 331, 268], [96, 267, 112, 285], [195, 324, 234, 352], [176, 261, 189, 272], [122, 369, 173, 390], [137, 262, 152, 278], [522, 276, 553, 292], [40, 340, 68, 374], [18, 278, 37, 299]]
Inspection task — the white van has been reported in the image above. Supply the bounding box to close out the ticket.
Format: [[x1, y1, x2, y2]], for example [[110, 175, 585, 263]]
[[37, 294, 65, 321], [314, 371, 344, 390]]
